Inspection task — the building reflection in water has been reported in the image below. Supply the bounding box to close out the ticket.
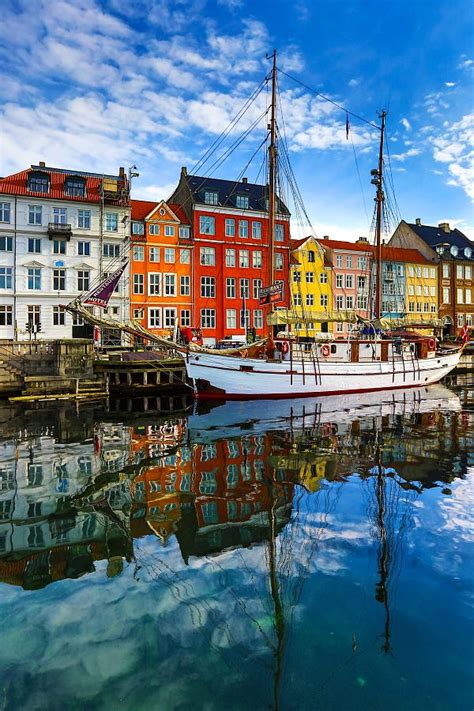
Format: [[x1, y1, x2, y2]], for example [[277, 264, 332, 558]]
[[0, 384, 471, 594]]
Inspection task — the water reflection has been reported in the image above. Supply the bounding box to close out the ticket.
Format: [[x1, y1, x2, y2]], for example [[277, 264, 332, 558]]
[[0, 380, 472, 710]]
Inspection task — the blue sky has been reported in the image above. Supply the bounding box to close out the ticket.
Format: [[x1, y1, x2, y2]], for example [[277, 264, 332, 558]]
[[0, 0, 473, 240]]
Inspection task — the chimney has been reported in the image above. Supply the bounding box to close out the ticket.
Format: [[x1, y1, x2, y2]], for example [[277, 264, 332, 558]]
[[356, 236, 368, 243], [415, 217, 421, 226], [181, 166, 188, 176], [242, 177, 248, 184], [39, 161, 46, 168], [119, 166, 125, 178], [438, 222, 450, 233], [323, 235, 330, 240]]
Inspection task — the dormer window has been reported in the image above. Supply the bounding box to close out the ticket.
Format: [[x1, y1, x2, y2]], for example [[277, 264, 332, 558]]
[[236, 195, 249, 209], [28, 172, 49, 193], [307, 250, 315, 263], [204, 191, 218, 206], [65, 177, 86, 198]]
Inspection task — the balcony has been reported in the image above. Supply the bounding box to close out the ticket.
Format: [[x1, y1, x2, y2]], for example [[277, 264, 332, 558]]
[[47, 222, 72, 240]]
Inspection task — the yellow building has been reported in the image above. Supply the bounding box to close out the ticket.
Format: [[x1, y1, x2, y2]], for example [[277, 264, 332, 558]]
[[404, 254, 438, 329], [289, 236, 332, 337]]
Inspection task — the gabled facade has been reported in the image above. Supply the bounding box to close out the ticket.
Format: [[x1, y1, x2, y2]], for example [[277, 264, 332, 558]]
[[289, 236, 332, 336], [169, 168, 291, 344], [129, 199, 193, 337], [0, 163, 130, 340], [390, 220, 473, 336]]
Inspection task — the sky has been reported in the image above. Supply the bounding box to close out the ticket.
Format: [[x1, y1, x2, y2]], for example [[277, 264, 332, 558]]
[[0, 0, 473, 241]]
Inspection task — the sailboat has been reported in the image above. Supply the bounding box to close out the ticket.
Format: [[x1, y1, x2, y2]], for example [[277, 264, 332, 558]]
[[183, 52, 463, 400]]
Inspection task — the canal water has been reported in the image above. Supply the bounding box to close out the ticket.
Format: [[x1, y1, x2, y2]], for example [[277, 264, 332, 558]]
[[0, 375, 472, 711]]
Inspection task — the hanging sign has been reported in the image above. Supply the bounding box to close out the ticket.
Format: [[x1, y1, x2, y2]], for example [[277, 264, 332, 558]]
[[258, 282, 285, 305]]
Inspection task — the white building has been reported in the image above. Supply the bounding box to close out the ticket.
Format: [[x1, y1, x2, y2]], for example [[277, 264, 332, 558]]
[[0, 163, 131, 340]]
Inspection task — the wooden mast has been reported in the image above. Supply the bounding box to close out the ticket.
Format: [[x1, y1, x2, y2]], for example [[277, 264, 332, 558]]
[[374, 110, 387, 321], [268, 50, 277, 323]]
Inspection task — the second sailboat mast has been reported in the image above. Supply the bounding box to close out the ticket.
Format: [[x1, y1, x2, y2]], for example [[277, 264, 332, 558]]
[[268, 50, 277, 293]]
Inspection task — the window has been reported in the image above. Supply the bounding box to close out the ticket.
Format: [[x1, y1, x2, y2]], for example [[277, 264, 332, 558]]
[[199, 216, 215, 235], [430, 286, 436, 296], [0, 268, 13, 289], [252, 221, 262, 239], [466, 289, 472, 304], [0, 305, 12, 326], [336, 295, 344, 309], [336, 255, 343, 268], [307, 250, 315, 263], [408, 284, 415, 296], [226, 309, 237, 329], [306, 272, 314, 283], [224, 218, 235, 237], [345, 274, 353, 289], [200, 247, 215, 266], [103, 242, 120, 258], [239, 220, 248, 238], [239, 250, 249, 268], [77, 241, 90, 256], [226, 249, 236, 267], [164, 307, 177, 327], [28, 173, 49, 193], [133, 308, 144, 320], [201, 309, 216, 328], [133, 245, 144, 261], [180, 309, 191, 327], [254, 309, 263, 329], [149, 273, 161, 296], [28, 305, 41, 325], [179, 225, 190, 238], [409, 301, 415, 312], [27, 238, 41, 254], [53, 268, 66, 291], [293, 293, 301, 306], [457, 288, 464, 304], [421, 267, 428, 279], [442, 287, 450, 304], [416, 285, 422, 296], [275, 224, 284, 242], [149, 247, 160, 262], [457, 313, 464, 327], [226, 278, 236, 298], [164, 248, 175, 263], [357, 295, 368, 310], [253, 278, 262, 299], [27, 268, 41, 290], [0, 203, 10, 223], [456, 265, 463, 279], [275, 253, 283, 270], [164, 274, 176, 296], [320, 294, 328, 308], [416, 302, 422, 313], [293, 271, 301, 282], [357, 256, 367, 270], [201, 276, 215, 298], [306, 294, 314, 306], [252, 251, 262, 268], [53, 306, 65, 326], [105, 213, 118, 231], [204, 191, 218, 205], [442, 264, 450, 278], [346, 295, 354, 309], [164, 225, 175, 237], [465, 266, 472, 280], [133, 274, 144, 294], [149, 308, 161, 328], [180, 275, 190, 296], [336, 321, 344, 333], [346, 255, 353, 268], [423, 285, 429, 296], [236, 195, 249, 209], [53, 207, 67, 225], [77, 270, 90, 291], [336, 274, 343, 288], [240, 278, 250, 299], [65, 177, 85, 197], [77, 209, 91, 229], [408, 265, 414, 277], [320, 272, 328, 284], [132, 222, 144, 235], [423, 302, 430, 312], [53, 239, 66, 255], [149, 223, 160, 235], [467, 313, 473, 326], [240, 308, 250, 329], [180, 249, 190, 264], [0, 236, 13, 252]]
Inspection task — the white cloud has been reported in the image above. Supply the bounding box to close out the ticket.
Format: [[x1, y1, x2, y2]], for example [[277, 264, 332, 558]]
[[445, 82, 456, 87], [348, 78, 360, 88], [428, 114, 474, 200], [400, 117, 412, 131], [390, 148, 421, 162]]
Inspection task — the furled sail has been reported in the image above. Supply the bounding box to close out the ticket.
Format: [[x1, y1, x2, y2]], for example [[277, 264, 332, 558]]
[[82, 261, 128, 309], [267, 309, 361, 326]]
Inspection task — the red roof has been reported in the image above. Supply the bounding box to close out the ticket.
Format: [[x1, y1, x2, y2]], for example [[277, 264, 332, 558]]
[[168, 203, 189, 225], [319, 238, 432, 264], [0, 166, 125, 203], [130, 200, 189, 224]]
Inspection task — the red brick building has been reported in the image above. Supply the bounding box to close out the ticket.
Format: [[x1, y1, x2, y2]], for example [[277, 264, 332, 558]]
[[169, 168, 291, 344]]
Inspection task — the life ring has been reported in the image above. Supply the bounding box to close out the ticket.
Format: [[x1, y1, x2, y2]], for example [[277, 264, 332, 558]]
[[281, 340, 290, 355], [427, 338, 436, 350], [321, 344, 331, 357]]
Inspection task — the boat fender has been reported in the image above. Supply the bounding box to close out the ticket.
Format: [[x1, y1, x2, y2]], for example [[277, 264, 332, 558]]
[[428, 338, 436, 350], [321, 344, 330, 357], [281, 340, 290, 355]]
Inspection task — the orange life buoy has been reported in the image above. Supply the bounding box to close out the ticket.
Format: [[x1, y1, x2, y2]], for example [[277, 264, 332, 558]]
[[281, 340, 290, 355], [321, 344, 330, 357], [427, 338, 436, 350]]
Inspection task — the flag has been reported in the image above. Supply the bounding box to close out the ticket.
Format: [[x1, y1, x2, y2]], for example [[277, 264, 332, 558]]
[[83, 261, 128, 309], [346, 112, 350, 140], [460, 324, 469, 342]]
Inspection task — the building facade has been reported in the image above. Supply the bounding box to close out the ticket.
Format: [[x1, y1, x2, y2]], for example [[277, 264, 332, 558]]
[[289, 236, 332, 336], [170, 168, 291, 344], [129, 199, 193, 337], [0, 163, 130, 341], [389, 220, 473, 336]]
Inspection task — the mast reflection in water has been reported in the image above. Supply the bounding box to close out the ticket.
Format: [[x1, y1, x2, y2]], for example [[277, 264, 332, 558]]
[[0, 379, 472, 711]]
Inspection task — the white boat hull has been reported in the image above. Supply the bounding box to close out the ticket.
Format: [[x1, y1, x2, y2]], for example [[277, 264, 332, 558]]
[[185, 349, 462, 400]]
